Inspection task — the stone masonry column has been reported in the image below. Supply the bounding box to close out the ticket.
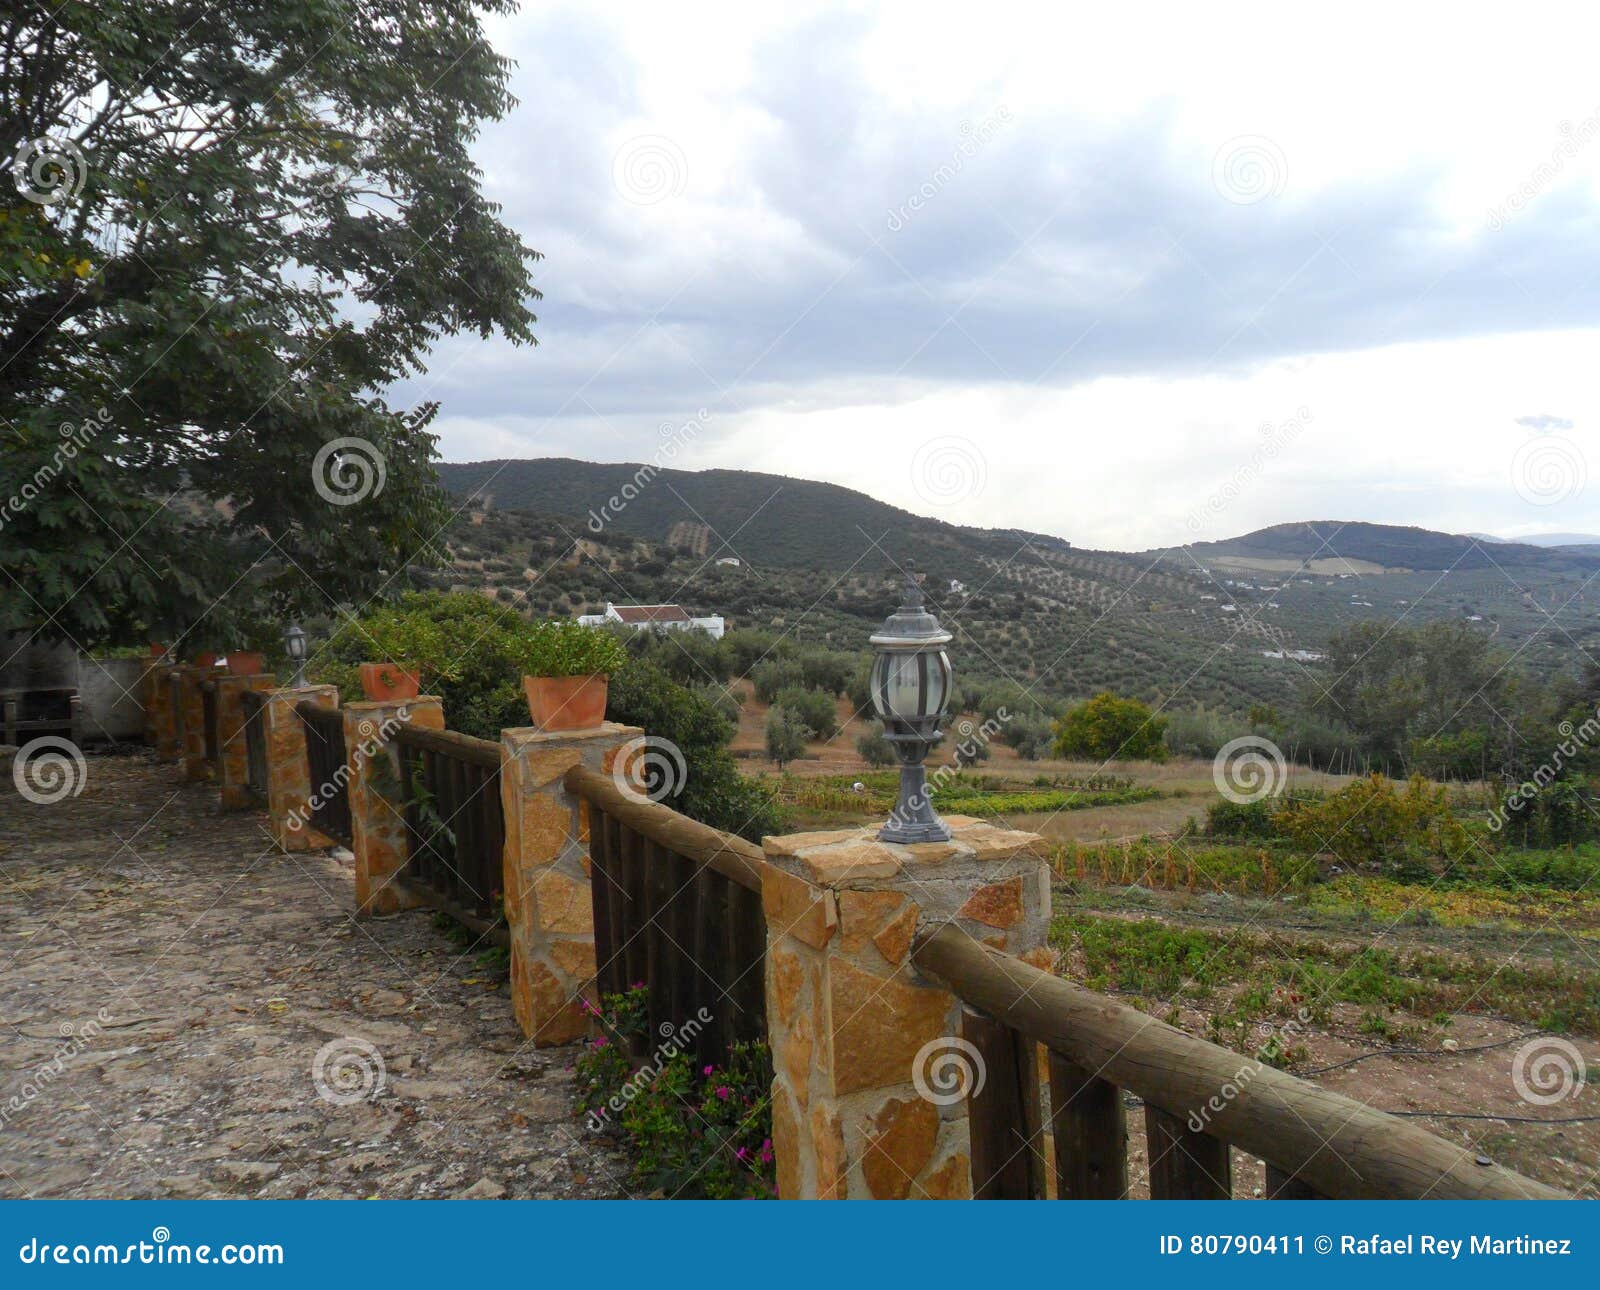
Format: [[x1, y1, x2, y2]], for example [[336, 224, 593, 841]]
[[262, 684, 339, 852], [761, 817, 1052, 1199], [174, 666, 212, 781], [345, 697, 444, 917], [150, 664, 183, 763], [214, 673, 276, 810], [499, 721, 642, 1046]]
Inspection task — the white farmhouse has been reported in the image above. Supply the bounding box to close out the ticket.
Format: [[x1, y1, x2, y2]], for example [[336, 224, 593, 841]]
[[576, 602, 726, 639]]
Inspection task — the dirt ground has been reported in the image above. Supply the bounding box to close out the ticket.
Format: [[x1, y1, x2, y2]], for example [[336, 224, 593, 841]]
[[0, 752, 628, 1200]]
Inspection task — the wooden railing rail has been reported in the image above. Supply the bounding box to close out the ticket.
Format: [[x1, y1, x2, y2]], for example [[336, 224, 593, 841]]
[[913, 925, 1565, 1201], [295, 700, 352, 846], [240, 689, 269, 803], [564, 765, 768, 1066], [392, 724, 507, 945]]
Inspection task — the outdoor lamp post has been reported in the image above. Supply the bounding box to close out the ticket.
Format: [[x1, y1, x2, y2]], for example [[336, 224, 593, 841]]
[[282, 622, 308, 688], [869, 561, 953, 844]]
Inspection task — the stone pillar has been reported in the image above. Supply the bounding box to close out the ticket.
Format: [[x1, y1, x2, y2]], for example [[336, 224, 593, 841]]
[[262, 684, 339, 852], [346, 697, 443, 916], [174, 666, 213, 781], [499, 721, 642, 1046], [761, 817, 1052, 1199], [150, 665, 183, 762], [214, 673, 276, 810]]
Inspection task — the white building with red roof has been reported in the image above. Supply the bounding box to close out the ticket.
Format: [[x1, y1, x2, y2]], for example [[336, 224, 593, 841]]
[[575, 602, 726, 639]]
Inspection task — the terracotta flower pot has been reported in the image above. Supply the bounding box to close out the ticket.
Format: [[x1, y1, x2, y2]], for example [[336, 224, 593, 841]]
[[225, 651, 266, 676], [360, 662, 422, 701], [522, 673, 608, 732]]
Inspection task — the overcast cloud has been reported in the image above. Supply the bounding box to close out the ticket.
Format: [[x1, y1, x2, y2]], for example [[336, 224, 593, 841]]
[[394, 1, 1600, 550]]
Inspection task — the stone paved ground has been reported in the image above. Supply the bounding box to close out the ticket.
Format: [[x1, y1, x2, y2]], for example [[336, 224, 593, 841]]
[[0, 750, 629, 1199]]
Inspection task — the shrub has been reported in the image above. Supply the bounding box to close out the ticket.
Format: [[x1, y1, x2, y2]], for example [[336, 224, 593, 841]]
[[1163, 707, 1238, 760], [1278, 774, 1470, 876], [1005, 713, 1055, 761], [798, 650, 857, 697], [1053, 692, 1168, 762], [856, 722, 896, 768], [773, 685, 837, 739], [751, 658, 805, 703], [1204, 797, 1283, 840], [575, 987, 774, 1199], [765, 707, 809, 768]]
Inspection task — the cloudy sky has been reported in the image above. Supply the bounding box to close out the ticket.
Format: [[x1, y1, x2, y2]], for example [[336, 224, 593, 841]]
[[398, 1, 1600, 551]]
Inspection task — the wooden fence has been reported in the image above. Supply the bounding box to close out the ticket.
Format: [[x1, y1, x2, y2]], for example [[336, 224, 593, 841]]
[[200, 679, 219, 767], [296, 701, 352, 846], [391, 724, 507, 945], [240, 689, 269, 803], [565, 765, 767, 1067], [913, 926, 1563, 1200]]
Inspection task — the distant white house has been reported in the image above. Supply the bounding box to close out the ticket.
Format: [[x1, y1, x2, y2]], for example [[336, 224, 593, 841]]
[[715, 557, 742, 568], [576, 602, 726, 639], [1262, 648, 1327, 662], [948, 579, 966, 594]]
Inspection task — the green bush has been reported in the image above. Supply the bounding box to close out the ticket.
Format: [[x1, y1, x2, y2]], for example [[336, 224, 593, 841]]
[[1279, 775, 1470, 876], [515, 618, 627, 678], [798, 650, 857, 697], [856, 722, 895, 768], [773, 685, 837, 739], [575, 988, 774, 1199], [751, 658, 805, 703], [1204, 797, 1284, 840], [765, 707, 809, 769], [1053, 692, 1168, 762]]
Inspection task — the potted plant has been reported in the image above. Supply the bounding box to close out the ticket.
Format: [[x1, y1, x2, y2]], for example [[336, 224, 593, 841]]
[[516, 620, 627, 731], [359, 661, 422, 701], [226, 650, 266, 676]]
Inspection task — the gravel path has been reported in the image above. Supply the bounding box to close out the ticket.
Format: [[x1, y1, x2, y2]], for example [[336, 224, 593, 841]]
[[0, 750, 628, 1199]]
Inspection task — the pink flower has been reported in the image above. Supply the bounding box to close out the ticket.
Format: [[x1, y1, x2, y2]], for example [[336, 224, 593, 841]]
[[592, 1037, 607, 1049], [759, 1138, 773, 1163], [735, 1147, 748, 1160], [715, 1086, 731, 1100], [702, 1065, 714, 1077]]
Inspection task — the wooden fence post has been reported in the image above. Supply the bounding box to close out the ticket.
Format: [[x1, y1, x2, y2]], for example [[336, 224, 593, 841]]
[[261, 684, 339, 852], [761, 818, 1052, 1199], [498, 721, 642, 1046], [344, 697, 444, 916], [213, 673, 275, 810]]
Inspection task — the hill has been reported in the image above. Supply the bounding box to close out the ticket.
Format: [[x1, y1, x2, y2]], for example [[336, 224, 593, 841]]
[[433, 461, 1600, 713], [1171, 521, 1600, 574]]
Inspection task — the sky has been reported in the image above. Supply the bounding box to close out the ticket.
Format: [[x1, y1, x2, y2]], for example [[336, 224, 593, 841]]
[[396, 1, 1600, 551]]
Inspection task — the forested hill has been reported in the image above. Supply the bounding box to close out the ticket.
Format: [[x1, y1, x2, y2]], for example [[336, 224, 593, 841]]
[[1174, 521, 1600, 573], [435, 458, 1070, 573]]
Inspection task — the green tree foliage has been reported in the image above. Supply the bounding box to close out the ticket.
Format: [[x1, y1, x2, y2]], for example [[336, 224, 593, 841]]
[[1310, 622, 1513, 769], [772, 685, 836, 739], [765, 707, 808, 769], [1, 2, 538, 645], [751, 658, 805, 703], [1052, 692, 1169, 762], [1278, 775, 1471, 876], [855, 722, 895, 767]]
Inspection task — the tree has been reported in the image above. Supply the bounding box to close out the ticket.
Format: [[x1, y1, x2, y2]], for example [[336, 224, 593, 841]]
[[772, 685, 837, 739], [765, 706, 808, 769], [855, 722, 895, 768], [1, 2, 539, 647], [1052, 692, 1168, 762]]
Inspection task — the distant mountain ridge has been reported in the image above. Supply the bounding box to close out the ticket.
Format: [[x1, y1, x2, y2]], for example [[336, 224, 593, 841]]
[[1172, 521, 1600, 573]]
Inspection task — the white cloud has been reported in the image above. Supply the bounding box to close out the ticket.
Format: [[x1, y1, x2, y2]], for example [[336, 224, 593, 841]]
[[406, 2, 1600, 548]]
